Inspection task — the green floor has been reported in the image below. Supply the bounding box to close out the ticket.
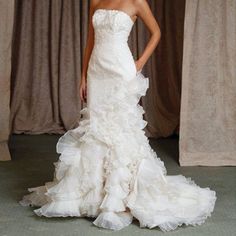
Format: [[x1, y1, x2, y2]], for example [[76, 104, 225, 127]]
[[0, 134, 235, 236]]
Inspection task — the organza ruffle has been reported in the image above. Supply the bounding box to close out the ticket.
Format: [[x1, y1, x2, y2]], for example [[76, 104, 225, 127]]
[[20, 71, 216, 232]]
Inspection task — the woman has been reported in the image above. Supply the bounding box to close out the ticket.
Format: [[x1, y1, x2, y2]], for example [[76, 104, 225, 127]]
[[20, 0, 217, 232]]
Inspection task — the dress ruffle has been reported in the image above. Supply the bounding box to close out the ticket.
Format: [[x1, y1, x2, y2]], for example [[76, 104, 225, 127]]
[[20, 71, 216, 232]]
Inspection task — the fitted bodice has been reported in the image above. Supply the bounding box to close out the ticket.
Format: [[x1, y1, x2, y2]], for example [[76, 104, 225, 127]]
[[87, 8, 137, 90], [92, 9, 134, 45]]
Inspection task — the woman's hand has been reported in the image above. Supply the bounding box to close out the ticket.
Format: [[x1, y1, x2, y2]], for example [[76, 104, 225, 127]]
[[135, 59, 143, 72], [79, 77, 87, 103]]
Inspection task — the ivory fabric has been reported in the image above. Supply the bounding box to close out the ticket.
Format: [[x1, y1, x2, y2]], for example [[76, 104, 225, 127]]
[[19, 10, 216, 231], [179, 0, 236, 166], [10, 0, 185, 137], [0, 0, 15, 161]]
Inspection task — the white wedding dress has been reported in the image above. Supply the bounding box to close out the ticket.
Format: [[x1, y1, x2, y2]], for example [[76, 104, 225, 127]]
[[20, 9, 217, 232]]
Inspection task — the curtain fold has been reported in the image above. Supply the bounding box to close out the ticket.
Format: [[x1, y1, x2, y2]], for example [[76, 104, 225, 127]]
[[10, 0, 185, 138], [10, 0, 89, 134], [179, 0, 236, 166], [0, 0, 15, 161]]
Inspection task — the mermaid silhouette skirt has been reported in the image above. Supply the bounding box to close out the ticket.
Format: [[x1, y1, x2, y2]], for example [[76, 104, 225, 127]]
[[20, 9, 216, 232]]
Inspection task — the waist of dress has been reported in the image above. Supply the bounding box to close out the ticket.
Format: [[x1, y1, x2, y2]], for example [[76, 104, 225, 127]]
[[94, 34, 129, 45]]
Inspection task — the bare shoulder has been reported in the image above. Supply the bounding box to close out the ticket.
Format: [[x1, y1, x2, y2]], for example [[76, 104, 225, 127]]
[[132, 0, 148, 6], [91, 0, 100, 8], [133, 0, 147, 4], [132, 0, 150, 14]]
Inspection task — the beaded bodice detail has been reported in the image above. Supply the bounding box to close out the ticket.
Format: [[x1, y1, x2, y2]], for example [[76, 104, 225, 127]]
[[92, 9, 134, 44]]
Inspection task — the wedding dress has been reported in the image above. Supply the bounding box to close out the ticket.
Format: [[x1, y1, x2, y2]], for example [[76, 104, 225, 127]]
[[20, 9, 217, 232]]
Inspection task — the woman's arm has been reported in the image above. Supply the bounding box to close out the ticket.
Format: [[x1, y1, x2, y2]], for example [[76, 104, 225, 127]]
[[80, 0, 99, 102], [134, 0, 161, 71]]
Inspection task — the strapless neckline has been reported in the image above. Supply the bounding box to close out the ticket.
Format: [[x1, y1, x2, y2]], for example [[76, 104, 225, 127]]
[[93, 8, 135, 25]]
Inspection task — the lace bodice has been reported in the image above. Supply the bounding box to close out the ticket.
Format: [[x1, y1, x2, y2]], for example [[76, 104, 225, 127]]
[[92, 9, 134, 44]]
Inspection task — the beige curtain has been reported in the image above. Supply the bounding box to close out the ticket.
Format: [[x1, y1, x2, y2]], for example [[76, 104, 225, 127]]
[[10, 0, 89, 134], [0, 0, 15, 161], [10, 0, 185, 138], [179, 0, 236, 166]]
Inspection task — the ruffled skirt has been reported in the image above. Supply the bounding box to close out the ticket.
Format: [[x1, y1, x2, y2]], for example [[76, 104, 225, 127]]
[[20, 72, 216, 232]]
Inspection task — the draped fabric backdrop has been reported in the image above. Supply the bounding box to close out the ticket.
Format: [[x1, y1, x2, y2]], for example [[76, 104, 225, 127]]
[[179, 0, 236, 166], [10, 0, 84, 134], [0, 0, 15, 161], [10, 0, 185, 138]]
